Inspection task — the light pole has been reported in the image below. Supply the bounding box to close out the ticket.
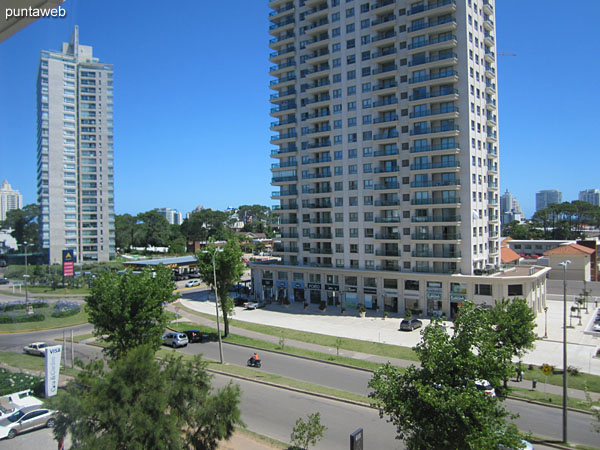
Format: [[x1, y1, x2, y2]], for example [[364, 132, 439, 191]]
[[543, 306, 548, 339], [211, 248, 224, 364], [22, 241, 29, 304], [559, 259, 571, 444]]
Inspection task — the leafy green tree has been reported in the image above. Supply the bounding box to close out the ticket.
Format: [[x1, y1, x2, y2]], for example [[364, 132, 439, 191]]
[[1, 204, 39, 251], [196, 241, 244, 337], [290, 412, 327, 450], [369, 302, 520, 450], [50, 345, 242, 449], [85, 265, 175, 359], [491, 298, 537, 359], [115, 213, 137, 250], [134, 210, 170, 248], [167, 223, 186, 254], [502, 221, 532, 239], [237, 204, 270, 222]]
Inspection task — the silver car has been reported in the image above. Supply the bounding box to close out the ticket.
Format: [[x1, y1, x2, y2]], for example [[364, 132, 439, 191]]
[[0, 406, 56, 439], [163, 332, 188, 348]]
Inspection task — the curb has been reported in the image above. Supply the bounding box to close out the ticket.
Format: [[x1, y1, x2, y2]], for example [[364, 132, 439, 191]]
[[206, 366, 371, 409]]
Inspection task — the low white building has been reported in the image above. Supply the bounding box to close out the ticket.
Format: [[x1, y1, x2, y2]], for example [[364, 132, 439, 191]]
[[544, 243, 595, 281]]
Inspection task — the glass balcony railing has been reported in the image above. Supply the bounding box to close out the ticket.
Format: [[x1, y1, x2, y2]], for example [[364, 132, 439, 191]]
[[410, 125, 459, 136], [412, 250, 461, 258], [409, 88, 458, 101], [374, 182, 400, 190], [375, 232, 400, 239], [411, 215, 461, 223], [408, 52, 457, 67], [409, 105, 458, 118], [408, 17, 456, 33], [410, 161, 460, 170], [374, 165, 399, 173], [408, 70, 458, 84], [372, 31, 396, 42], [408, 34, 456, 50], [410, 179, 460, 188], [407, 0, 455, 16], [410, 197, 460, 205], [409, 142, 459, 153], [372, 81, 398, 91], [412, 233, 461, 240], [371, 0, 395, 10]]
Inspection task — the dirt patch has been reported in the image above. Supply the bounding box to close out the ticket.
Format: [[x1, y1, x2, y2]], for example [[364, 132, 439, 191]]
[[219, 431, 285, 450]]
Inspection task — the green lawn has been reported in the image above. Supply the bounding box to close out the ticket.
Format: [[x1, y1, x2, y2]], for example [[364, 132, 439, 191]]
[[521, 365, 600, 393], [509, 387, 596, 412], [176, 304, 419, 362], [0, 308, 88, 332], [1, 286, 90, 295], [0, 352, 79, 377]]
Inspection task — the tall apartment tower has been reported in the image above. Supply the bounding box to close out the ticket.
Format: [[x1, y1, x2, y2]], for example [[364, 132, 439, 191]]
[[37, 26, 115, 264], [579, 189, 600, 207], [252, 0, 534, 317], [535, 189, 562, 212], [0, 180, 23, 221]]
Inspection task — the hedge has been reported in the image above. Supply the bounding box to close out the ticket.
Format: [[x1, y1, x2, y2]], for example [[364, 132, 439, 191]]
[[51, 307, 81, 318], [0, 302, 48, 312], [0, 313, 46, 324]]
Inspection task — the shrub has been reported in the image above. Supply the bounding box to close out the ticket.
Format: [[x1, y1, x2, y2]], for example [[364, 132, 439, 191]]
[[0, 369, 44, 396], [0, 302, 48, 312], [0, 313, 45, 323], [51, 307, 81, 318], [567, 365, 580, 376]]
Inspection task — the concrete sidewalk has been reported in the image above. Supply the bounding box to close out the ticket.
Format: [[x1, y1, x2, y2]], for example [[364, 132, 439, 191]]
[[173, 298, 600, 403]]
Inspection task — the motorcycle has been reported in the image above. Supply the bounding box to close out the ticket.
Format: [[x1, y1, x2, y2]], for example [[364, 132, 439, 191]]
[[247, 357, 261, 368]]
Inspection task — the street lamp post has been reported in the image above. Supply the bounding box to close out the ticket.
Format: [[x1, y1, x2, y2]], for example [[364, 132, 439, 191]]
[[22, 241, 29, 304], [211, 248, 224, 364], [543, 306, 548, 339], [559, 259, 571, 444]]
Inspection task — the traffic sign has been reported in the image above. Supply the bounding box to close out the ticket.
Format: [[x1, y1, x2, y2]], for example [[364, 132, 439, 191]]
[[541, 364, 553, 376]]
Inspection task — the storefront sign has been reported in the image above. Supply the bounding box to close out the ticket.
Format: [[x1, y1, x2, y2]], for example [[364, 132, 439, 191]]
[[293, 282, 304, 289], [276, 280, 288, 288], [450, 294, 466, 302], [262, 279, 273, 287], [345, 286, 358, 293], [307, 283, 321, 290], [325, 284, 339, 291], [364, 288, 377, 294], [426, 293, 441, 300]]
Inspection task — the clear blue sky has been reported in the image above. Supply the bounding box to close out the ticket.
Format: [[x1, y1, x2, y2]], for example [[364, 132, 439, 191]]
[[0, 0, 597, 218]]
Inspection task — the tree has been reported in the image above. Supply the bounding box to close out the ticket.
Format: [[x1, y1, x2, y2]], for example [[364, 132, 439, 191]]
[[134, 210, 170, 248], [369, 302, 521, 450], [1, 204, 39, 251], [290, 412, 327, 450], [196, 241, 244, 338], [490, 298, 537, 360], [85, 265, 175, 359], [115, 213, 137, 250], [49, 345, 242, 449]]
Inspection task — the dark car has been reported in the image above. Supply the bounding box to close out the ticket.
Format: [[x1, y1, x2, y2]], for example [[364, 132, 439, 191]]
[[0, 278, 9, 285], [399, 318, 423, 331], [184, 330, 204, 343]]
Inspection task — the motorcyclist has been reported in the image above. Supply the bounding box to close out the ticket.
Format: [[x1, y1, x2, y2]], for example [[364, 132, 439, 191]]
[[253, 352, 259, 361]]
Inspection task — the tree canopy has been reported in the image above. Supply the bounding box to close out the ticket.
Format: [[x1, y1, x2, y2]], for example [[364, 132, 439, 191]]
[[491, 298, 537, 360], [85, 265, 175, 359], [0, 204, 39, 250], [50, 345, 242, 450], [195, 241, 245, 337], [369, 302, 521, 450]]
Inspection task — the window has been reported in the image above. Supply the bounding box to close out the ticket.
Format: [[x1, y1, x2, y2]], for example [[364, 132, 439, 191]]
[[475, 284, 492, 296], [334, 119, 342, 128], [348, 149, 357, 158], [349, 164, 357, 174], [335, 228, 344, 237], [347, 39, 355, 49], [347, 86, 356, 95], [361, 18, 370, 29], [332, 27, 341, 37], [335, 166, 343, 175], [333, 88, 342, 98], [349, 212, 358, 222], [333, 43, 342, 52], [348, 117, 357, 126], [508, 284, 523, 296], [347, 70, 356, 80], [332, 12, 340, 21], [334, 151, 343, 160], [335, 213, 344, 222], [333, 73, 342, 82], [346, 23, 355, 33], [334, 135, 342, 144], [346, 7, 354, 17], [405, 280, 419, 290], [350, 228, 359, 237]]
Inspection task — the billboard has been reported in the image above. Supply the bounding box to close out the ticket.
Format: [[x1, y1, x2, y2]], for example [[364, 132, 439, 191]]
[[45, 345, 62, 397], [62, 249, 75, 277]]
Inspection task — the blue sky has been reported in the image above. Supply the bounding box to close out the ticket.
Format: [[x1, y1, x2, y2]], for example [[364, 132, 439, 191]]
[[0, 0, 597, 218]]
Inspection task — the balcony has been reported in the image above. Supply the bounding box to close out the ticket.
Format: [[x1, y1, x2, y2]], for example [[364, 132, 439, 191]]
[[269, 60, 296, 73], [413, 266, 460, 274], [409, 71, 458, 87], [372, 31, 396, 44], [483, 0, 494, 14], [309, 217, 333, 224], [270, 117, 297, 128], [408, 34, 457, 50], [273, 246, 299, 253], [271, 132, 297, 142], [373, 130, 399, 141], [484, 17, 494, 31], [270, 146, 297, 156], [269, 18, 295, 35], [310, 233, 333, 239], [411, 215, 461, 223], [308, 202, 332, 209], [271, 218, 298, 225], [269, 73, 296, 87], [375, 232, 400, 240], [305, 187, 332, 194], [277, 232, 299, 239], [371, 0, 395, 12], [306, 49, 330, 63], [269, 32, 295, 48], [407, 0, 456, 16], [408, 53, 458, 68], [309, 248, 333, 255], [410, 179, 460, 188], [373, 114, 398, 124], [272, 203, 298, 211], [407, 17, 457, 34], [410, 124, 459, 136], [409, 142, 459, 154], [412, 233, 461, 240], [374, 182, 400, 190], [488, 181, 498, 188], [410, 197, 460, 205], [371, 15, 396, 30], [302, 171, 331, 179], [372, 97, 398, 109], [371, 47, 397, 61], [375, 216, 401, 223], [409, 88, 459, 102], [271, 175, 297, 183], [271, 161, 297, 169], [304, 4, 329, 19], [302, 155, 331, 165], [409, 105, 459, 119], [306, 18, 329, 35], [487, 130, 498, 141], [412, 250, 461, 258], [372, 65, 398, 76], [304, 95, 330, 106], [376, 249, 401, 256], [269, 46, 296, 61], [374, 199, 400, 206], [410, 161, 460, 171], [305, 65, 331, 78], [305, 140, 332, 150], [270, 103, 297, 115], [268, 3, 294, 18], [374, 165, 399, 173], [375, 264, 402, 272], [271, 189, 297, 197], [373, 146, 399, 157], [306, 34, 330, 49]]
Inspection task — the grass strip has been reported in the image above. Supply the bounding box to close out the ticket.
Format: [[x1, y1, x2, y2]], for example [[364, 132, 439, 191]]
[[520, 365, 600, 393], [0, 352, 79, 377], [0, 308, 88, 333], [233, 427, 289, 449], [176, 303, 419, 362]]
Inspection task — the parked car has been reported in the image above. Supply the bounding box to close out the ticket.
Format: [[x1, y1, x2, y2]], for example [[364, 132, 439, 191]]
[[0, 278, 9, 285], [244, 302, 259, 310], [0, 391, 43, 420], [475, 379, 496, 397], [183, 329, 205, 343], [162, 332, 188, 348], [185, 279, 200, 288], [399, 318, 423, 331], [0, 406, 56, 440], [23, 343, 48, 357], [498, 439, 534, 450]]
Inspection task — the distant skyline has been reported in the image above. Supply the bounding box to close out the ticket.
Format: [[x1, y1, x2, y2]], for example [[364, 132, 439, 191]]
[[1, 0, 599, 218]]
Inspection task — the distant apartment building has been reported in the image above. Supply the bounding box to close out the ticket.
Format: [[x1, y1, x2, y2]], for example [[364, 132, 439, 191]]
[[250, 0, 549, 318], [0, 180, 23, 221], [500, 189, 524, 224], [535, 189, 562, 212], [156, 208, 183, 225], [37, 26, 115, 264], [579, 189, 600, 207]]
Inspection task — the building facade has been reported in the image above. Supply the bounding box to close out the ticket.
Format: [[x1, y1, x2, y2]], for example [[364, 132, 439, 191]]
[[0, 180, 23, 221], [579, 189, 600, 207], [37, 26, 115, 264], [535, 189, 562, 212], [500, 188, 524, 224], [156, 208, 183, 225], [252, 0, 547, 317]]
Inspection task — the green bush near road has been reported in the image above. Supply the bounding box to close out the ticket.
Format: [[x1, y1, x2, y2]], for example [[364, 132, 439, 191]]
[[0, 368, 44, 396]]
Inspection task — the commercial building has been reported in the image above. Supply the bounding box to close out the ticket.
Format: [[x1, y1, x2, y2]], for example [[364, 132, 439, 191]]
[[37, 26, 115, 264], [500, 188, 524, 225], [0, 180, 23, 221], [579, 189, 600, 207], [251, 0, 548, 318], [535, 189, 562, 212]]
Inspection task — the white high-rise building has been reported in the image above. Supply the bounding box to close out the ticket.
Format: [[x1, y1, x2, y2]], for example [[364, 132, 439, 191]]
[[535, 189, 562, 212], [500, 189, 524, 224], [156, 208, 183, 225], [251, 0, 548, 318], [37, 26, 115, 264], [0, 180, 23, 221], [579, 189, 600, 207]]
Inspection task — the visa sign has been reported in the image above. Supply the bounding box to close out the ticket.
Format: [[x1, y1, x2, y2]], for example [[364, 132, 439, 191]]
[[45, 345, 62, 397]]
